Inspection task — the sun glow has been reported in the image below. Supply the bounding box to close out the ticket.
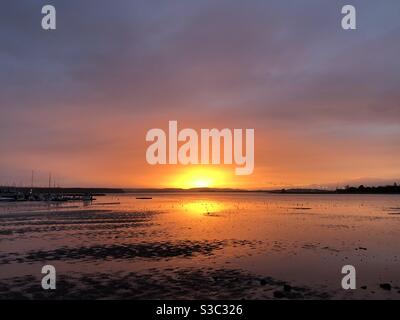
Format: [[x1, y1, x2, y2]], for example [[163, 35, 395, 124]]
[[194, 179, 212, 188], [171, 167, 230, 189]]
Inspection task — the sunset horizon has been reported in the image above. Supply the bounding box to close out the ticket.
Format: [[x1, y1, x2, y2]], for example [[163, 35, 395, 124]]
[[1, 0, 400, 307], [2, 169, 400, 190]]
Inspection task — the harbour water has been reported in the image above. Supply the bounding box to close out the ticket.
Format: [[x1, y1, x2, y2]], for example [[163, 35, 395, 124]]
[[1, 192, 399, 299]]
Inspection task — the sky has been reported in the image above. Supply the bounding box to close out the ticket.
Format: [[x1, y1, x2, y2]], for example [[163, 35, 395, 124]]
[[0, 0, 399, 189]]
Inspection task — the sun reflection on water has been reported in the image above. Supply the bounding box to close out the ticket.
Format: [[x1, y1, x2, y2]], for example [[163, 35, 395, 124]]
[[182, 200, 225, 217]]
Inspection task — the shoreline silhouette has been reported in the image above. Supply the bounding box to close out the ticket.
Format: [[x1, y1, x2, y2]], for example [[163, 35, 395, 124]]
[[1, 183, 400, 201]]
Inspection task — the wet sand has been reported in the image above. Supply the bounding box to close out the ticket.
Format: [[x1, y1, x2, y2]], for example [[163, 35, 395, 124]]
[[1, 193, 400, 299]]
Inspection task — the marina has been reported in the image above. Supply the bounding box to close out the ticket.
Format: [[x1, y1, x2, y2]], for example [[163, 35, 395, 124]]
[[0, 187, 95, 202]]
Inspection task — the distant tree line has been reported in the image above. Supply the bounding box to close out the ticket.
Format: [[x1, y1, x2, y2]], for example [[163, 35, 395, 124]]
[[336, 183, 400, 194]]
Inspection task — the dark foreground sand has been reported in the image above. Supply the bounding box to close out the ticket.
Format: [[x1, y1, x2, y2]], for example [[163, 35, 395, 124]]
[[0, 267, 330, 300]]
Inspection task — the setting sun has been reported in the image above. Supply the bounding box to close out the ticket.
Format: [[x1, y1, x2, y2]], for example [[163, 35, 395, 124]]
[[193, 179, 212, 188], [170, 167, 231, 189]]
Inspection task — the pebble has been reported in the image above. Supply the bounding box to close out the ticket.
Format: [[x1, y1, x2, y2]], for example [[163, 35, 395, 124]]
[[283, 284, 292, 292], [380, 283, 392, 291], [273, 291, 285, 299]]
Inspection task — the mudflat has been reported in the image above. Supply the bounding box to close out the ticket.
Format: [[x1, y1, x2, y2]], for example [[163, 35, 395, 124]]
[[1, 192, 399, 299]]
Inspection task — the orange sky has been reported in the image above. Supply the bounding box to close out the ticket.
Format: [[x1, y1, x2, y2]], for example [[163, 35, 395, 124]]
[[1, 1, 400, 189], [1, 114, 398, 189]]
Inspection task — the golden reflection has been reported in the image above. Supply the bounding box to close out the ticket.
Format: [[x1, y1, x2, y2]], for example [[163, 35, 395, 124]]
[[182, 200, 225, 216]]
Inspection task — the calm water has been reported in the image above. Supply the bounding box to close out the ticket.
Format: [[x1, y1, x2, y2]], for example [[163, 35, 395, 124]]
[[1, 192, 400, 299]]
